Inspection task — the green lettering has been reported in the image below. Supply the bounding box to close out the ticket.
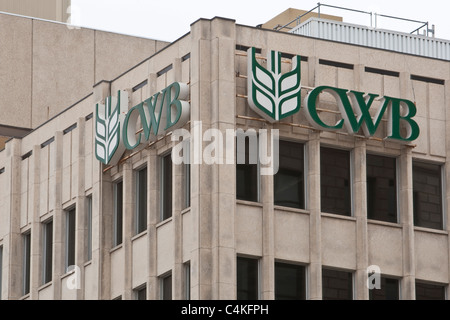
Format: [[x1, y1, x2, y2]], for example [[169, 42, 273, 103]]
[[386, 97, 420, 142], [305, 86, 344, 131]]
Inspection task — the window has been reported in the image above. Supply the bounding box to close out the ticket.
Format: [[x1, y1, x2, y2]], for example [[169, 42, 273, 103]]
[[0, 246, 3, 300], [136, 168, 147, 234], [161, 273, 172, 300], [369, 277, 399, 300], [274, 141, 305, 209], [236, 132, 259, 202], [113, 181, 123, 247], [415, 282, 446, 300], [135, 285, 147, 300], [86, 196, 92, 261], [184, 262, 191, 300], [322, 268, 353, 300], [413, 162, 443, 230], [66, 208, 76, 271], [42, 220, 53, 285], [320, 148, 351, 216], [161, 153, 173, 221], [23, 233, 31, 296], [367, 155, 397, 223], [237, 257, 259, 300], [275, 262, 306, 300], [183, 141, 191, 210]]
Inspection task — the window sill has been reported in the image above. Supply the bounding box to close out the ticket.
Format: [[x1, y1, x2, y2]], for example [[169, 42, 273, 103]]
[[236, 200, 263, 208], [110, 244, 123, 254], [61, 268, 76, 280], [131, 231, 148, 242], [84, 260, 93, 267], [38, 281, 53, 292], [274, 206, 310, 215], [157, 217, 173, 228], [367, 219, 402, 229], [414, 226, 448, 235], [181, 207, 191, 215], [19, 293, 30, 300], [321, 212, 356, 222]]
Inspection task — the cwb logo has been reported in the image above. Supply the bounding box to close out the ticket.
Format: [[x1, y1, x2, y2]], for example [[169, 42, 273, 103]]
[[95, 82, 190, 166], [247, 47, 420, 142]]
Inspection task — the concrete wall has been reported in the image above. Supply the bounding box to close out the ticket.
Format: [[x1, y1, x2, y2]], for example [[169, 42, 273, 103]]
[[0, 0, 70, 22], [0, 12, 168, 129]]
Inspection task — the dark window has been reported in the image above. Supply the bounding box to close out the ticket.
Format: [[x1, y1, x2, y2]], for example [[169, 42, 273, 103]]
[[162, 274, 172, 300], [136, 168, 147, 234], [369, 277, 399, 300], [322, 268, 353, 300], [275, 262, 306, 300], [184, 262, 191, 300], [416, 282, 446, 300], [113, 181, 123, 246], [413, 162, 443, 230], [23, 233, 31, 296], [321, 148, 351, 216], [135, 286, 147, 300], [66, 208, 76, 270], [274, 141, 305, 209], [183, 141, 191, 210], [162, 153, 173, 221], [367, 155, 397, 223], [237, 257, 259, 300], [236, 133, 258, 202], [42, 220, 53, 284], [86, 196, 92, 261], [0, 246, 2, 300]]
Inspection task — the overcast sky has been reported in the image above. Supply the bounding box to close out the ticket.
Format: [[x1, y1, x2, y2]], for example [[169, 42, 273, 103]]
[[71, 0, 450, 42]]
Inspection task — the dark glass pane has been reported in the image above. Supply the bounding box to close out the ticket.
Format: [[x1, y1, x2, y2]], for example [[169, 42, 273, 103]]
[[236, 136, 258, 202], [237, 257, 259, 300], [320, 148, 351, 216], [87, 196, 92, 261], [136, 286, 147, 300], [275, 263, 306, 300], [67, 209, 76, 269], [0, 246, 2, 300], [23, 233, 31, 295], [322, 269, 353, 300], [136, 168, 147, 234], [413, 162, 443, 230], [163, 275, 172, 300], [44, 221, 53, 284], [369, 277, 399, 300], [274, 141, 304, 209], [367, 155, 397, 223], [416, 282, 446, 300], [114, 181, 123, 246], [162, 153, 173, 221]]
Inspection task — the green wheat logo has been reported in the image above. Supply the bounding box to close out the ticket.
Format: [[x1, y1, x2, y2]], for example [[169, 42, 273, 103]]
[[247, 47, 302, 122]]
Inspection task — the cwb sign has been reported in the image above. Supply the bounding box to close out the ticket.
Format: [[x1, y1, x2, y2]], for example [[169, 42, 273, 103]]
[[95, 82, 190, 165], [247, 47, 420, 142]]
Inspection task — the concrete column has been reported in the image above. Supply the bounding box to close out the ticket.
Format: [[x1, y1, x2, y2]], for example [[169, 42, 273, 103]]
[[75, 117, 86, 300], [307, 131, 322, 300], [147, 149, 159, 299], [6, 139, 23, 299], [30, 145, 41, 300], [444, 80, 450, 300], [400, 146, 415, 299], [52, 131, 63, 300], [122, 161, 133, 300], [353, 139, 369, 300]]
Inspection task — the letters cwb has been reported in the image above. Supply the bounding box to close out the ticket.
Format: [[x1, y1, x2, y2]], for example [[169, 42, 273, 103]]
[[247, 47, 420, 142], [95, 82, 190, 166]]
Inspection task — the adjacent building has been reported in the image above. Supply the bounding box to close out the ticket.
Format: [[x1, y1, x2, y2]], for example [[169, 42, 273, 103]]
[[0, 7, 450, 300]]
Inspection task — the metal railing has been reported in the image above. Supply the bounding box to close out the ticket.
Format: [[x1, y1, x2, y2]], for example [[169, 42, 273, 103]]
[[274, 2, 434, 37]]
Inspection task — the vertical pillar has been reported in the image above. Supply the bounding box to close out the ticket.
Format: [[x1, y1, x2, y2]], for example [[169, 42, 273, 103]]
[[445, 80, 450, 300], [308, 131, 322, 300], [122, 161, 133, 300], [353, 139, 369, 300], [52, 131, 63, 300], [147, 149, 159, 299], [30, 145, 41, 299]]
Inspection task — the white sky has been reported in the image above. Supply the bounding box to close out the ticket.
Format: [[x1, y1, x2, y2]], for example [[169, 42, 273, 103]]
[[71, 0, 450, 42]]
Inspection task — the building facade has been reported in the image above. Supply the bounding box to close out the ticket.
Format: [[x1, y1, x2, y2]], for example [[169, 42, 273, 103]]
[[0, 14, 450, 300]]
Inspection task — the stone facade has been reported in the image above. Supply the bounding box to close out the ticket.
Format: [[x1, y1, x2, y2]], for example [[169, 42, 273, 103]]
[[0, 16, 449, 300]]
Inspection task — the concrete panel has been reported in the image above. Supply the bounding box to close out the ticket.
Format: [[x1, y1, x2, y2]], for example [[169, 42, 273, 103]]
[[274, 210, 310, 263], [157, 221, 174, 275], [84, 263, 97, 300], [0, 14, 32, 128], [367, 223, 403, 277], [132, 234, 148, 288], [236, 204, 263, 256], [61, 273, 77, 300], [48, 142, 56, 212], [62, 133, 71, 203], [84, 119, 93, 191], [38, 284, 53, 300], [429, 84, 446, 121], [20, 158, 28, 228], [39, 146, 49, 216], [0, 173, 7, 238], [182, 211, 193, 262], [32, 20, 95, 127], [413, 116, 428, 155], [415, 230, 449, 284], [110, 247, 125, 298], [429, 119, 446, 157], [321, 215, 357, 270]]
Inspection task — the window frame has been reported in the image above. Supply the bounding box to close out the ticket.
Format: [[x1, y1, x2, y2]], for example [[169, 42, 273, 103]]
[[135, 167, 148, 235], [236, 131, 261, 203], [160, 151, 173, 222], [42, 218, 53, 285], [160, 272, 173, 300], [113, 180, 123, 247], [65, 207, 76, 272], [86, 195, 93, 262], [22, 232, 31, 296], [321, 267, 354, 300], [236, 256, 261, 300], [274, 261, 307, 300]]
